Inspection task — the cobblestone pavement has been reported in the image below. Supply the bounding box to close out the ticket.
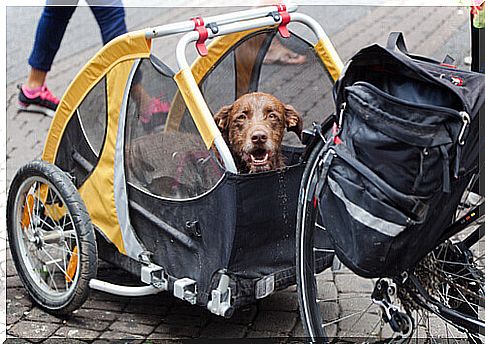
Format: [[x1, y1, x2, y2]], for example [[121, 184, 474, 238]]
[[5, 5, 472, 342]]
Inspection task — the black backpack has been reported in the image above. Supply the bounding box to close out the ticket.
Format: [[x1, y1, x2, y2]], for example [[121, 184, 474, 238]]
[[317, 32, 485, 277]]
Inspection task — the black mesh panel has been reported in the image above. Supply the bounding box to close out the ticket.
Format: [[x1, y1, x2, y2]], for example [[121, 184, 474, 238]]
[[125, 56, 224, 199], [55, 78, 107, 187], [258, 33, 335, 147]]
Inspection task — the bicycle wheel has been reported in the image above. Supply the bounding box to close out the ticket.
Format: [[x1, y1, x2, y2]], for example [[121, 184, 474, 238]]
[[297, 140, 485, 341], [7, 160, 97, 315], [400, 179, 485, 342]]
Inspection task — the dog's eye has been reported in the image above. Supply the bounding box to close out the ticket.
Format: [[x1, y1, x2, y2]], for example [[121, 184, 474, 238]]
[[237, 114, 247, 121], [268, 113, 278, 120]]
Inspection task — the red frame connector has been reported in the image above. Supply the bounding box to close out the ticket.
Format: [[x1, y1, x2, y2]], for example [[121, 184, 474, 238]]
[[191, 16, 208, 56], [276, 4, 291, 38]]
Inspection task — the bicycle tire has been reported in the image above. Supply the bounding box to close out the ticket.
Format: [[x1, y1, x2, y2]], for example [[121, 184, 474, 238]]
[[7, 160, 98, 315]]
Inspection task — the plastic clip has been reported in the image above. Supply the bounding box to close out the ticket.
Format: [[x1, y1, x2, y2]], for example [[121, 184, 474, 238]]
[[276, 4, 291, 38], [191, 16, 208, 56]]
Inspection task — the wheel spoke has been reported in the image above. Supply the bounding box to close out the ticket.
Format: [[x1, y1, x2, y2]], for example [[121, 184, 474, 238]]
[[40, 247, 72, 282]]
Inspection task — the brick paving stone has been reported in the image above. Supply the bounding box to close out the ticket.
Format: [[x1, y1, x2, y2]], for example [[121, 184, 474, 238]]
[[65, 317, 111, 332], [7, 287, 33, 308], [98, 330, 144, 342], [73, 308, 119, 322], [82, 298, 127, 312], [109, 321, 156, 336], [161, 312, 209, 327], [291, 321, 306, 338], [168, 300, 209, 317], [7, 275, 24, 288], [6, 260, 18, 277], [154, 323, 200, 338], [338, 294, 379, 315], [54, 326, 101, 340], [145, 333, 186, 343], [334, 273, 374, 294], [114, 311, 163, 326], [315, 269, 334, 283], [317, 281, 338, 302], [8, 320, 60, 342], [43, 339, 89, 344], [291, 319, 337, 339], [123, 302, 169, 316], [6, 304, 30, 326], [258, 291, 299, 312], [4, 338, 31, 344], [251, 310, 298, 335], [212, 305, 257, 325], [128, 292, 175, 307], [245, 329, 284, 338], [319, 301, 339, 323], [89, 290, 132, 303], [24, 307, 65, 324], [337, 312, 382, 337], [199, 321, 247, 338]]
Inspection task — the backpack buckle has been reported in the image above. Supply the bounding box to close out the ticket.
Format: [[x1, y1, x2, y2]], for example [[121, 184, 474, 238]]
[[335, 102, 346, 136], [458, 111, 470, 145]]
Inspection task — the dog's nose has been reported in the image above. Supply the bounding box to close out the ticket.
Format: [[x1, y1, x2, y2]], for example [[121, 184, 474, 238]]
[[251, 130, 268, 144]]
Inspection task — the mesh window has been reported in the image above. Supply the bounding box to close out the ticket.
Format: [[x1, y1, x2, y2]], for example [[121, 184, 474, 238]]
[[125, 56, 224, 199], [199, 29, 335, 149], [77, 79, 107, 156], [258, 32, 335, 146], [55, 77, 107, 187], [200, 50, 236, 115]]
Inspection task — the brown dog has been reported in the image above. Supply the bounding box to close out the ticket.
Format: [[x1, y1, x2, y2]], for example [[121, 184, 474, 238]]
[[214, 92, 302, 173]]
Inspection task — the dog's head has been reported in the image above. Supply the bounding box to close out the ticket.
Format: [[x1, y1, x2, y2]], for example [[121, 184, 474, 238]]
[[214, 92, 302, 173]]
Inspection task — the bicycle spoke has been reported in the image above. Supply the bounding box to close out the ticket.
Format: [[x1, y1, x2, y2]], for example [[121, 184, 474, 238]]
[[40, 247, 71, 282]]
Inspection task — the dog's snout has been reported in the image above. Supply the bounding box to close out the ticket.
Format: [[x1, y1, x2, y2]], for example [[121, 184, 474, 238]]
[[251, 130, 268, 144]]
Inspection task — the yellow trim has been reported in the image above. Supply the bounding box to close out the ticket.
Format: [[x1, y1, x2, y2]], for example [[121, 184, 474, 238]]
[[77, 60, 135, 254], [42, 30, 151, 164], [174, 68, 222, 148], [314, 37, 344, 81], [166, 27, 274, 133]]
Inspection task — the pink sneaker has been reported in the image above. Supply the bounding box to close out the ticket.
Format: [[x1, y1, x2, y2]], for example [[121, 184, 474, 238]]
[[18, 84, 60, 117], [139, 96, 170, 124]]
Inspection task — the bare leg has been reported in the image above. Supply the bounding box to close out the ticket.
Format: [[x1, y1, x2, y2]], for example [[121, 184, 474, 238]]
[[26, 68, 48, 89], [263, 38, 307, 65]]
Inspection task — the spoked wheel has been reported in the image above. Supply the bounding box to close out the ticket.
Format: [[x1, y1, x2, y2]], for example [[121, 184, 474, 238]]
[[7, 160, 97, 315], [401, 182, 485, 342], [297, 141, 485, 342]]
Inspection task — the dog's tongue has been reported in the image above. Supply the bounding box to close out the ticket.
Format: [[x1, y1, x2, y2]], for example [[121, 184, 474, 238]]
[[250, 152, 269, 166]]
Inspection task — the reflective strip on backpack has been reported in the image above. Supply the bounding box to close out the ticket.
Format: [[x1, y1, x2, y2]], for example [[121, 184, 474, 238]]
[[328, 177, 406, 237]]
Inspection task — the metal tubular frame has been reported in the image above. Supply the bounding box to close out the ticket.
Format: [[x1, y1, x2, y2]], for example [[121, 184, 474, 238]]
[[146, 4, 298, 39], [144, 4, 341, 174], [143, 5, 341, 175], [171, 10, 339, 173]]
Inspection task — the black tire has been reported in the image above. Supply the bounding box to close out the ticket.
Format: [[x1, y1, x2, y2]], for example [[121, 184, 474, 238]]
[[296, 140, 327, 340], [7, 160, 97, 315]]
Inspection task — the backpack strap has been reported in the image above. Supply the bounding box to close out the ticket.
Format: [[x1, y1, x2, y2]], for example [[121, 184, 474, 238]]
[[386, 32, 409, 54]]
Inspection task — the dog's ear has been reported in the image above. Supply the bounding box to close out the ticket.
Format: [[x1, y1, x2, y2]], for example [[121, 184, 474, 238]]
[[284, 104, 303, 139], [213, 105, 232, 132]]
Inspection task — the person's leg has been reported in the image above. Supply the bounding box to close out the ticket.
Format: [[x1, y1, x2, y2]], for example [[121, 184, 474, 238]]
[[27, 5, 77, 87], [89, 2, 127, 44], [19, 4, 77, 116]]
